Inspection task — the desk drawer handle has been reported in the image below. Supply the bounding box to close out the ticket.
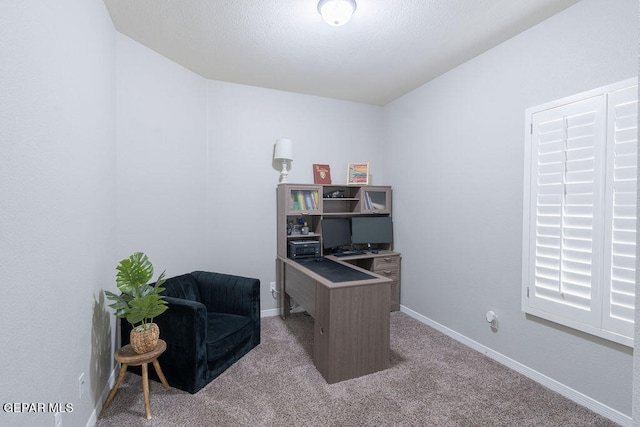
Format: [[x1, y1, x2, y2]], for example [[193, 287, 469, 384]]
[[320, 327, 324, 335], [383, 270, 392, 274]]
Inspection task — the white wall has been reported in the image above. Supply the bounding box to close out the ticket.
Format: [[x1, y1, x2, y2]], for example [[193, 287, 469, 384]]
[[114, 35, 385, 312], [205, 81, 385, 310], [383, 0, 637, 419], [2, 0, 637, 425], [116, 34, 208, 274], [0, 1, 117, 426]]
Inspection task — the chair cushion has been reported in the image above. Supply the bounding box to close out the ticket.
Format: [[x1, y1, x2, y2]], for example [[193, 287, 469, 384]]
[[205, 312, 253, 362], [162, 273, 201, 302]]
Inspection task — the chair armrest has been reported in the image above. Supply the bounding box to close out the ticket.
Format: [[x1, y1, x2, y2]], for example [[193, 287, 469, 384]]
[[119, 296, 206, 352], [116, 296, 208, 394], [191, 271, 260, 321], [156, 296, 207, 348]]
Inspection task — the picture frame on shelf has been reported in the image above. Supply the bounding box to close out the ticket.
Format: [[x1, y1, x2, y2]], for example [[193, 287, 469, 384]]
[[347, 162, 369, 185], [313, 164, 332, 184]]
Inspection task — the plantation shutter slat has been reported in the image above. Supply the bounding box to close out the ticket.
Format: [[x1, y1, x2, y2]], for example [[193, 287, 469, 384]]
[[602, 84, 638, 338], [526, 96, 606, 326]]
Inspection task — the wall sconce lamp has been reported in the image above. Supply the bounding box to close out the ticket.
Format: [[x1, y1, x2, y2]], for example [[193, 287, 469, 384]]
[[317, 0, 357, 27], [274, 138, 293, 183]]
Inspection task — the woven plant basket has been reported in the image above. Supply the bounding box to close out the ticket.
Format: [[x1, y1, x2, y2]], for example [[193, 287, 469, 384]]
[[130, 323, 160, 354]]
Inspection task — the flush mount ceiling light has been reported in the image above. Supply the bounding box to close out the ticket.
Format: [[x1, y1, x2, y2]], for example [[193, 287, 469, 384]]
[[317, 0, 357, 27]]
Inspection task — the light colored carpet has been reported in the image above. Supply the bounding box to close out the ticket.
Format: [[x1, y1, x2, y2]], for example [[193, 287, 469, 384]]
[[97, 311, 618, 426]]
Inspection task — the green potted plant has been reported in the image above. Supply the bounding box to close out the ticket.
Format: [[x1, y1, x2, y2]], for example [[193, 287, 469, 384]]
[[105, 252, 168, 354]]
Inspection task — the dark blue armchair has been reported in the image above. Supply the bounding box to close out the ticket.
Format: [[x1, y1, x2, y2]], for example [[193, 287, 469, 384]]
[[121, 271, 260, 393]]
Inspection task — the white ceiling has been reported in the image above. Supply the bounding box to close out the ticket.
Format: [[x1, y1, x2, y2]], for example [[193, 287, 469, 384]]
[[103, 0, 581, 106]]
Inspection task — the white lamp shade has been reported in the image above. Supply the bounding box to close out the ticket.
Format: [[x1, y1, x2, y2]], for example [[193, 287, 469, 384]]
[[274, 138, 293, 161], [318, 0, 356, 26]]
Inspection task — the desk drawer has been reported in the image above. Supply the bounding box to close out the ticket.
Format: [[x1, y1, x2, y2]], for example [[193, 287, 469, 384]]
[[373, 255, 400, 312], [373, 255, 400, 271], [373, 256, 400, 281], [373, 267, 399, 281]]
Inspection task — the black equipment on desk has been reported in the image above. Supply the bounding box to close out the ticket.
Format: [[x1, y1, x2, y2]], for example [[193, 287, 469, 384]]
[[288, 240, 320, 259], [321, 218, 351, 252], [351, 216, 393, 246], [333, 250, 365, 257]]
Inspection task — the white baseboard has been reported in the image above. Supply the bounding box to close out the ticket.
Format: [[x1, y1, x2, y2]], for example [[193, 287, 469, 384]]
[[399, 305, 632, 427], [86, 365, 119, 427], [261, 308, 280, 318], [261, 306, 308, 318]]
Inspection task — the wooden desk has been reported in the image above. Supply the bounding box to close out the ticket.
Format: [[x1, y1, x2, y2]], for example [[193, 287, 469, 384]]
[[277, 256, 391, 384], [327, 251, 401, 311]]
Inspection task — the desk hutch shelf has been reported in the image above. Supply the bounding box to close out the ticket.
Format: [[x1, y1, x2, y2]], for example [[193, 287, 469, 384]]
[[276, 183, 400, 311]]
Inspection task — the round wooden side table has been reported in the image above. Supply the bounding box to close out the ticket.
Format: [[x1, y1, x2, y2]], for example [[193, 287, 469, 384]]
[[102, 339, 170, 420]]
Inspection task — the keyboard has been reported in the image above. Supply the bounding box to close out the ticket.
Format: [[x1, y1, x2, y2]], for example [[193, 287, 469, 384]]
[[333, 251, 365, 257]]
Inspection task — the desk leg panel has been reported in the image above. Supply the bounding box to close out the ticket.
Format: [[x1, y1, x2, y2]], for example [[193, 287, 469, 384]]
[[283, 262, 316, 318], [314, 283, 390, 384], [277, 258, 289, 319]]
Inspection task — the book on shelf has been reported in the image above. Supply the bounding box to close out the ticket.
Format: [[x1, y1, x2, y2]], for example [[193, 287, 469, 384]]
[[292, 190, 318, 211], [364, 192, 372, 210], [364, 191, 385, 210], [313, 164, 332, 184], [305, 193, 314, 210]]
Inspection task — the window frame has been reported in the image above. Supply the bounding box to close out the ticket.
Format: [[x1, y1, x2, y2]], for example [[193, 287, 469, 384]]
[[522, 78, 637, 347]]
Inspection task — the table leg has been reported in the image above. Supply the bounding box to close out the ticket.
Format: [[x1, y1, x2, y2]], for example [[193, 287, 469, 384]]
[[102, 363, 128, 410], [142, 363, 151, 420], [282, 292, 291, 319], [152, 359, 170, 389]]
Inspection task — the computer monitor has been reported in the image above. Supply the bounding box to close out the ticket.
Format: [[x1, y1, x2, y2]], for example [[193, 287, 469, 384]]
[[350, 216, 393, 247], [321, 218, 351, 251]]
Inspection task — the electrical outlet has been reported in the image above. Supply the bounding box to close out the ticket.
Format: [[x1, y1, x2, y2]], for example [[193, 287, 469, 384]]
[[270, 281, 276, 292], [78, 373, 85, 400], [54, 412, 62, 427]]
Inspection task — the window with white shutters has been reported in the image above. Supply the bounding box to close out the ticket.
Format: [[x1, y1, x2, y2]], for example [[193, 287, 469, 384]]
[[522, 78, 637, 347], [603, 85, 638, 339]]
